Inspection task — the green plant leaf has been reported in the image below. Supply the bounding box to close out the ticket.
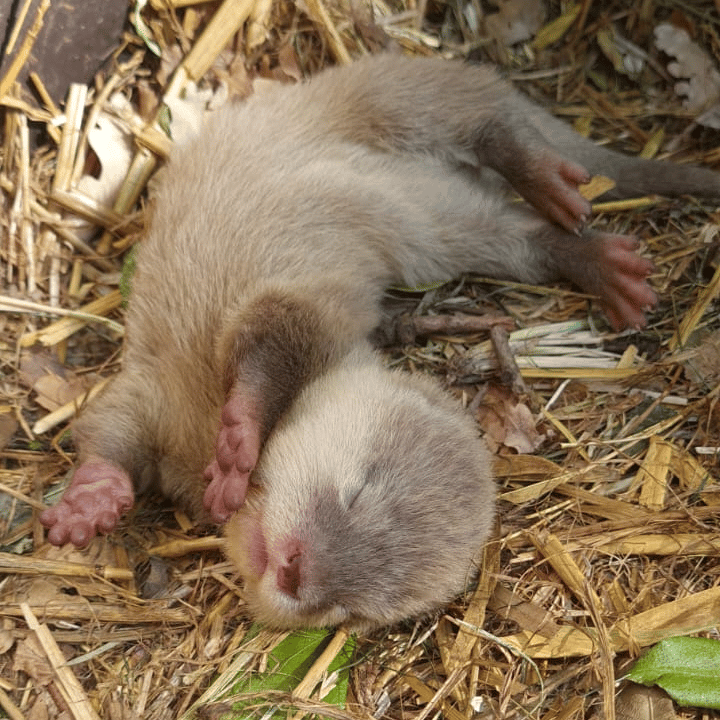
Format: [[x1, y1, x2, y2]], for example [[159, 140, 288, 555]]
[[131, 0, 161, 56], [626, 636, 720, 709], [229, 627, 354, 718]]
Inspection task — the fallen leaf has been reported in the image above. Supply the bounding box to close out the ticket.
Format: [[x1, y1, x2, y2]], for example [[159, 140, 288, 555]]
[[0, 410, 18, 451], [580, 175, 617, 200], [156, 43, 184, 87], [616, 683, 677, 720], [474, 385, 546, 453], [228, 627, 354, 716], [19, 349, 92, 412], [484, 0, 546, 45], [11, 578, 63, 608], [626, 636, 720, 710], [33, 372, 90, 412], [140, 556, 173, 599], [212, 49, 254, 101], [19, 349, 65, 388], [353, 13, 394, 52], [682, 329, 720, 386], [275, 43, 303, 83], [532, 3, 580, 50], [0, 628, 15, 655], [77, 114, 135, 207], [131, 0, 161, 56], [654, 23, 720, 128], [27, 695, 52, 720], [13, 635, 53, 685]]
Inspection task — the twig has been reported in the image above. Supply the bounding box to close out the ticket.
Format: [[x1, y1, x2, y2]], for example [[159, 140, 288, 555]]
[[21, 603, 103, 720], [0, 0, 51, 99], [489, 324, 529, 398], [396, 311, 512, 344]]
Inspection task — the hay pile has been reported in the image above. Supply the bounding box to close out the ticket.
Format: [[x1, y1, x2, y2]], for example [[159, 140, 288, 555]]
[[1, 0, 720, 718]]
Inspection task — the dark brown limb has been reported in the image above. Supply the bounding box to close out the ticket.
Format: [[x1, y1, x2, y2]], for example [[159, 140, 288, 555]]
[[204, 290, 350, 522]]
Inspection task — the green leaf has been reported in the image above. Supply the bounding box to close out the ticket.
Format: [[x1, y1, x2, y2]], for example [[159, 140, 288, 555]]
[[228, 627, 355, 718], [131, 0, 161, 56], [626, 636, 720, 710]]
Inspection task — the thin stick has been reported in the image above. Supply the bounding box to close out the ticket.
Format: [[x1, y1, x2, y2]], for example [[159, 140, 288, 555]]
[[0, 552, 133, 582], [0, 687, 24, 720], [0, 0, 51, 100], [52, 84, 87, 194], [4, 0, 35, 55], [29, 71, 62, 143], [21, 603, 103, 720], [147, 537, 225, 557], [670, 262, 720, 350], [292, 627, 351, 700], [0, 480, 47, 511], [19, 112, 36, 294], [303, 0, 352, 65], [0, 295, 124, 338], [585, 580, 615, 720], [490, 324, 529, 397], [32, 377, 111, 436]]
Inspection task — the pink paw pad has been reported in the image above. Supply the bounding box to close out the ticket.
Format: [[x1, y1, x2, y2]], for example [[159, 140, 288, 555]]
[[39, 460, 134, 547], [594, 235, 657, 330], [203, 395, 261, 524]]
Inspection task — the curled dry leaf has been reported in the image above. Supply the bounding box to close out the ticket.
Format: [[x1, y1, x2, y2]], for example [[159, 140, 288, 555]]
[[483, 0, 546, 45], [681, 329, 720, 386], [0, 411, 18, 451], [12, 635, 54, 686], [654, 23, 720, 128], [19, 349, 92, 412], [0, 628, 14, 655], [77, 115, 134, 208], [473, 384, 546, 454]]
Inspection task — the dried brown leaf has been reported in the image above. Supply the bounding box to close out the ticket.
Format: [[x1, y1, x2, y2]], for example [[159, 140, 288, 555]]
[[27, 695, 53, 720], [12, 635, 53, 685], [0, 627, 15, 655], [654, 23, 720, 128], [483, 0, 546, 46], [18, 349, 65, 389], [0, 411, 19, 451], [682, 329, 720, 386], [474, 385, 545, 453], [615, 683, 677, 720], [32, 372, 90, 412]]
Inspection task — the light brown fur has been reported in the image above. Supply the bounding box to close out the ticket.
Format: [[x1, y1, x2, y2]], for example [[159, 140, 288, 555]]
[[41, 54, 720, 627], [225, 350, 494, 630]]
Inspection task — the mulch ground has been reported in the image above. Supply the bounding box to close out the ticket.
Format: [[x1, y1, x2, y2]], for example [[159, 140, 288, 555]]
[[1, 1, 720, 718]]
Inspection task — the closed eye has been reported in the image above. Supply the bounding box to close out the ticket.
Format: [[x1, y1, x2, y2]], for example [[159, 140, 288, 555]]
[[345, 461, 381, 510], [346, 482, 365, 510]]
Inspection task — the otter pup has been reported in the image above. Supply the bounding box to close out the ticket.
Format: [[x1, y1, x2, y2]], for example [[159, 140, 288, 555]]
[[41, 54, 720, 629]]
